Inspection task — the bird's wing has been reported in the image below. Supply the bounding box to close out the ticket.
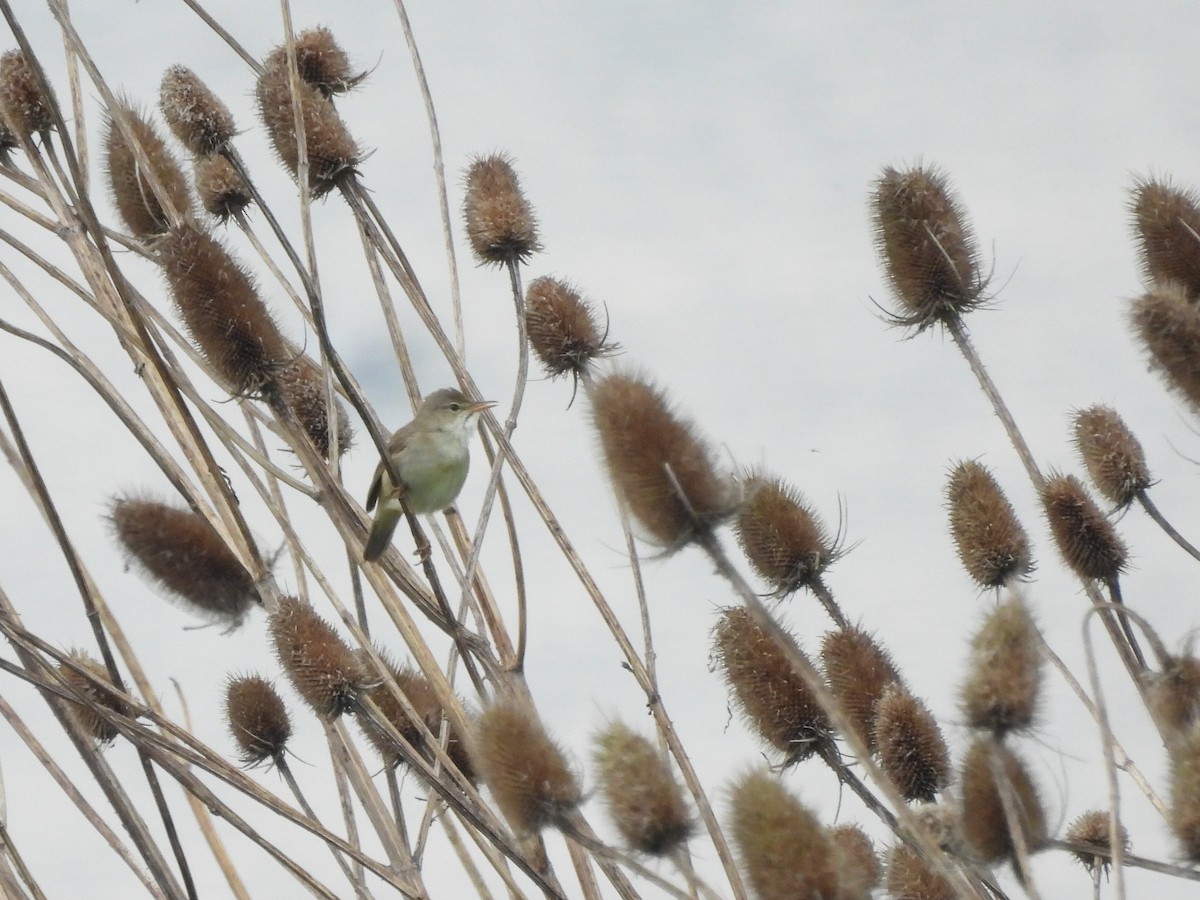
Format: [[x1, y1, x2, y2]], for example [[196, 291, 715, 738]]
[[365, 424, 414, 512]]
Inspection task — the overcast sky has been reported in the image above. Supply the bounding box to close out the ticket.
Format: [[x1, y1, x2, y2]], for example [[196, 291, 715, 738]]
[[3, 2, 1200, 898]]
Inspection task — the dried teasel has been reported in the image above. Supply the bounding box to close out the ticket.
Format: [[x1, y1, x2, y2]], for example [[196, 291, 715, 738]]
[[104, 102, 192, 239], [593, 722, 692, 856], [871, 163, 986, 331], [1149, 652, 1200, 742], [728, 770, 840, 900], [463, 154, 540, 266], [524, 276, 615, 381], [713, 607, 830, 762], [0, 49, 55, 141], [885, 843, 956, 900], [0, 116, 16, 160], [1169, 725, 1200, 860], [960, 598, 1042, 735], [108, 495, 259, 627], [945, 460, 1033, 588], [830, 824, 881, 899], [159, 65, 236, 155], [874, 684, 950, 802], [58, 651, 130, 746], [263, 27, 366, 97], [1041, 473, 1127, 582], [194, 153, 252, 221], [1130, 283, 1200, 413], [269, 350, 353, 460], [820, 625, 903, 753], [960, 738, 1047, 865], [735, 470, 838, 595], [472, 699, 581, 834], [269, 596, 369, 720], [225, 674, 292, 766], [1072, 405, 1151, 509], [1064, 809, 1129, 874], [1130, 177, 1200, 301], [591, 373, 738, 548]]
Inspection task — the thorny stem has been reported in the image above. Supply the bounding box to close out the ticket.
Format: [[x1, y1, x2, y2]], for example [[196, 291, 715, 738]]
[[1137, 489, 1200, 564]]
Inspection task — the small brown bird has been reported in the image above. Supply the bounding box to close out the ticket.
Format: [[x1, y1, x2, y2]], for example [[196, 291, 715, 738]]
[[363, 388, 495, 562]]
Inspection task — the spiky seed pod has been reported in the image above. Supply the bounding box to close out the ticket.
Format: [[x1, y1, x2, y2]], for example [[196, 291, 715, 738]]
[[591, 373, 738, 548], [225, 674, 292, 766], [960, 598, 1042, 735], [0, 117, 17, 160], [269, 351, 353, 459], [1042, 473, 1127, 581], [1072, 406, 1151, 509], [58, 651, 129, 746], [728, 770, 839, 900], [874, 684, 950, 802], [262, 28, 364, 97], [1149, 653, 1200, 741], [830, 824, 881, 899], [1130, 178, 1200, 301], [960, 739, 1047, 864], [871, 163, 985, 331], [256, 55, 359, 196], [712, 607, 829, 761], [524, 276, 614, 379], [194, 153, 252, 220], [1064, 809, 1129, 873], [463, 154, 540, 266], [593, 722, 692, 856], [885, 843, 956, 900], [820, 625, 903, 753], [159, 65, 236, 155], [735, 471, 837, 594], [0, 49, 55, 141], [1130, 283, 1200, 412], [155, 223, 289, 396], [945, 460, 1033, 588], [108, 496, 259, 626], [269, 596, 368, 720], [472, 699, 580, 834], [1169, 726, 1200, 859], [104, 104, 192, 239]]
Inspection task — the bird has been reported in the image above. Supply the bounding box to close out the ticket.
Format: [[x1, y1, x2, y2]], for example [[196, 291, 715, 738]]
[[363, 387, 496, 562]]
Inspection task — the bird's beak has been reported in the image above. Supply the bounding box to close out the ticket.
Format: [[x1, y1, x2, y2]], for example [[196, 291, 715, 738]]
[[466, 400, 497, 414]]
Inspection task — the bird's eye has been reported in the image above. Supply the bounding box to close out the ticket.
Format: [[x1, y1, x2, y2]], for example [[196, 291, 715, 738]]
[[448, 402, 462, 411]]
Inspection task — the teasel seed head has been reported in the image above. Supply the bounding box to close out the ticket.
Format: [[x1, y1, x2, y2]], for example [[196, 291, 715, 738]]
[[1130, 283, 1200, 412], [269, 596, 369, 720], [0, 49, 55, 141], [1064, 809, 1128, 874], [524, 276, 615, 380], [155, 222, 289, 396], [194, 153, 252, 221], [945, 460, 1033, 588], [735, 470, 838, 595], [592, 372, 738, 548], [256, 53, 359, 196], [1149, 653, 1200, 742], [59, 651, 129, 746], [471, 699, 581, 834], [159, 65, 236, 155], [104, 103, 192, 239], [0, 116, 16, 161], [885, 843, 956, 900], [1130, 177, 1200, 301], [960, 738, 1047, 865], [871, 163, 985, 331], [225, 674, 292, 766], [1042, 472, 1127, 582], [593, 721, 692, 855], [108, 495, 259, 627], [820, 625, 903, 753], [712, 607, 830, 762], [960, 598, 1042, 736], [728, 770, 840, 900], [1169, 725, 1200, 860], [1072, 405, 1151, 509], [463, 153, 540, 266], [830, 824, 881, 898], [874, 684, 950, 802], [268, 350, 353, 460], [263, 28, 365, 97]]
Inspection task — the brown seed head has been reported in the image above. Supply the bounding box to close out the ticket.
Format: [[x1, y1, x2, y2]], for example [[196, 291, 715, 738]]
[[225, 674, 292, 765], [159, 65, 236, 155], [1169, 725, 1200, 860], [108, 495, 259, 626], [712, 607, 830, 762], [463, 154, 540, 266], [874, 684, 950, 802], [1149, 653, 1200, 742], [945, 460, 1033, 588], [1130, 177, 1200, 301], [269, 350, 353, 460], [820, 625, 903, 753], [1042, 473, 1127, 581], [58, 651, 129, 746], [735, 470, 837, 595], [104, 103, 192, 239], [1130, 283, 1200, 412], [960, 738, 1047, 864], [885, 843, 956, 900], [269, 596, 368, 720], [0, 49, 55, 141], [263, 28, 365, 97], [194, 153, 252, 221], [830, 824, 881, 898], [472, 699, 580, 834], [593, 721, 692, 855], [1072, 405, 1151, 509], [960, 598, 1042, 735], [1064, 809, 1129, 874], [591, 373, 738, 548], [871, 163, 985, 331], [524, 276, 615, 379]]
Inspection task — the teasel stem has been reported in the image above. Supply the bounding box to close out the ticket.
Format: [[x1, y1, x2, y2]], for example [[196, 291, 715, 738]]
[[1136, 490, 1200, 563], [1046, 838, 1200, 882], [810, 575, 850, 629], [1104, 576, 1147, 669], [276, 757, 369, 899]]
